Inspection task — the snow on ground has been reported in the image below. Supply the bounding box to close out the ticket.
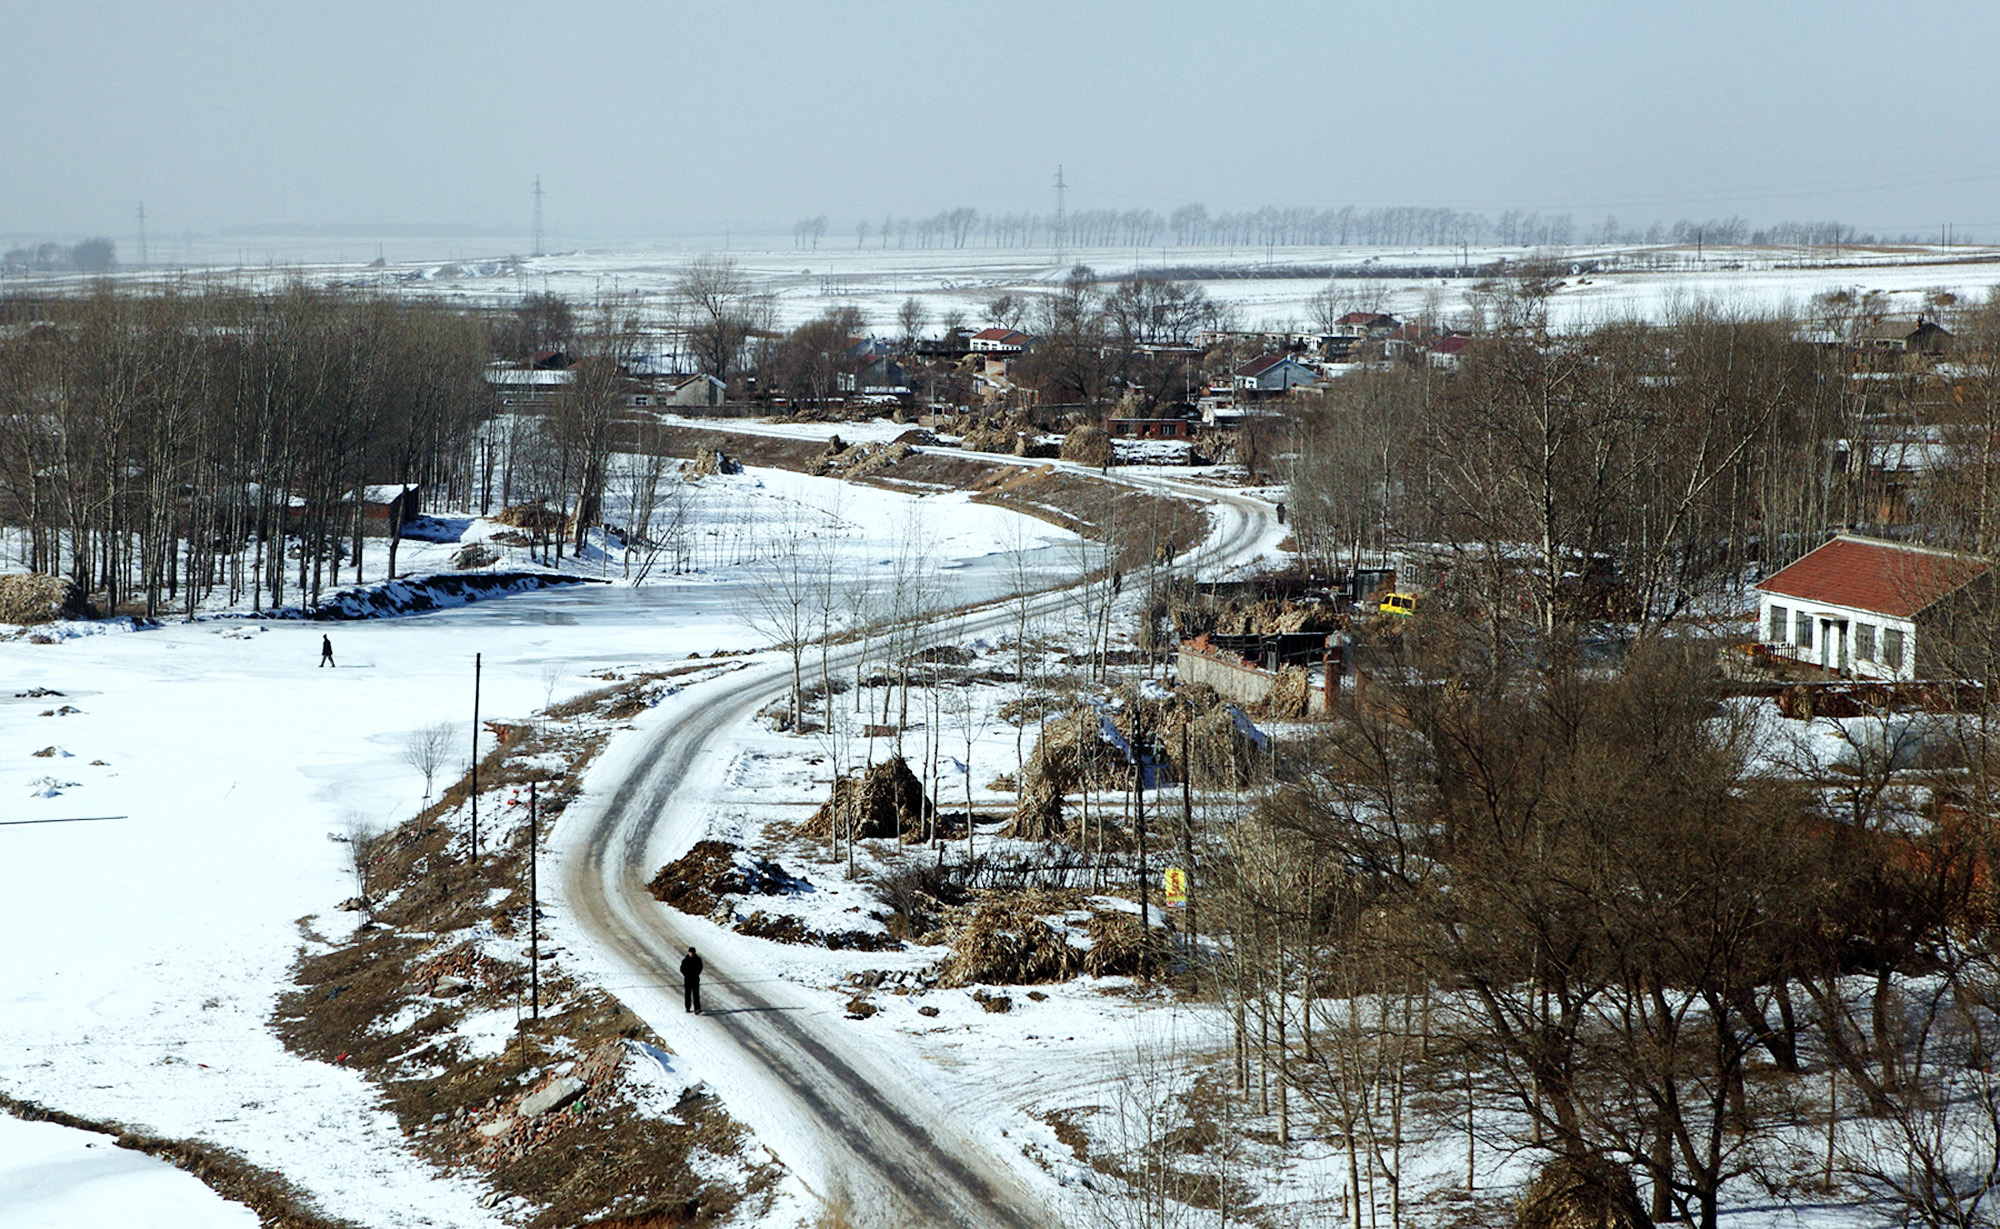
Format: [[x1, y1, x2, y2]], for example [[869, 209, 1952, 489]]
[[0, 1115, 258, 1229], [56, 239, 2000, 341], [0, 467, 1077, 1226]]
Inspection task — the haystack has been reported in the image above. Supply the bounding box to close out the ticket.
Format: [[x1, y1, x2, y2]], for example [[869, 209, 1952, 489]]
[[681, 445, 740, 479], [492, 502, 567, 533], [0, 573, 85, 625], [1059, 424, 1111, 467], [843, 441, 914, 481], [808, 435, 849, 477], [1081, 908, 1148, 978], [1515, 1155, 1653, 1229], [1006, 708, 1122, 843], [1007, 683, 1259, 842], [933, 890, 1081, 986], [804, 755, 935, 843], [1259, 666, 1314, 718], [931, 892, 1157, 985]]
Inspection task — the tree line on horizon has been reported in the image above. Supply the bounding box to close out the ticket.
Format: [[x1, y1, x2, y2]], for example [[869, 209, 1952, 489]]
[[801, 204, 1922, 252]]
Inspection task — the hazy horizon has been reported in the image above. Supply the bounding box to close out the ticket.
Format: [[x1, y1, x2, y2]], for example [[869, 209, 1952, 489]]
[[8, 1, 2000, 254]]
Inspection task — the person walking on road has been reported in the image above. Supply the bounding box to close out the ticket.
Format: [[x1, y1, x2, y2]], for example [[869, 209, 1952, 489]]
[[319, 635, 336, 668], [681, 946, 704, 1014]]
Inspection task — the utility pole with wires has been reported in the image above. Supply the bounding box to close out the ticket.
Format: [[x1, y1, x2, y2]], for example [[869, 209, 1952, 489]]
[[1052, 165, 1068, 267], [470, 653, 482, 858], [529, 781, 540, 1019], [531, 176, 545, 258], [1133, 707, 1152, 982]]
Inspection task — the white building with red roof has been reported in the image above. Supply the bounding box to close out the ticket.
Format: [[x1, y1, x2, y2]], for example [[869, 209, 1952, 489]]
[[968, 328, 1033, 354], [1754, 534, 1994, 680]]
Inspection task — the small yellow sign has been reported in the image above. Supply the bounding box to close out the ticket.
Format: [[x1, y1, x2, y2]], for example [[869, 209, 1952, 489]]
[[1163, 867, 1189, 908]]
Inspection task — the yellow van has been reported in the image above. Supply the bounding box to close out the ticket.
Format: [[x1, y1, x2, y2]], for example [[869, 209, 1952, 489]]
[[1380, 592, 1418, 618]]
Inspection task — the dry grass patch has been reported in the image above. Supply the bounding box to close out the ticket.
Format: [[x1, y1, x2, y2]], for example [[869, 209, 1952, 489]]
[[274, 669, 776, 1227]]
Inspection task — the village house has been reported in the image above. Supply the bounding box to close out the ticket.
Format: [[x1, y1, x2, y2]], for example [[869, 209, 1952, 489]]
[[1858, 317, 1954, 356], [651, 374, 727, 408], [1233, 354, 1320, 397], [483, 365, 572, 411], [1755, 533, 1995, 681], [1427, 334, 1473, 369], [968, 327, 1034, 354], [352, 483, 422, 537], [1104, 404, 1200, 440], [1333, 311, 1400, 339]]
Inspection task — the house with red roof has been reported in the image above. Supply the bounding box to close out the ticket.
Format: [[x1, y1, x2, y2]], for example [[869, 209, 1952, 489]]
[[968, 328, 1034, 354], [1333, 311, 1400, 338], [1427, 334, 1473, 370], [1754, 534, 1995, 681]]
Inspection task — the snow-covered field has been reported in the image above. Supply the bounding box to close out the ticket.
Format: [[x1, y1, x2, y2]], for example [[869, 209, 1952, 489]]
[[0, 418, 1906, 1227], [0, 465, 1078, 1227], [0, 1116, 257, 1229], [83, 239, 2000, 339]]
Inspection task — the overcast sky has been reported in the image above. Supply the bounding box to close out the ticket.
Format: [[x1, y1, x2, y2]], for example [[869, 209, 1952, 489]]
[[7, 1, 1999, 249]]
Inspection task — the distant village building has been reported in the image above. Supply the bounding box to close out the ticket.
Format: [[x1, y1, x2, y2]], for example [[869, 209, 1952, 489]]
[[1333, 311, 1400, 338], [969, 328, 1034, 354], [353, 483, 422, 537], [484, 364, 573, 410], [1858, 317, 1954, 355], [1427, 335, 1473, 369], [1233, 354, 1320, 397], [1104, 405, 1199, 440], [1755, 533, 1995, 681]]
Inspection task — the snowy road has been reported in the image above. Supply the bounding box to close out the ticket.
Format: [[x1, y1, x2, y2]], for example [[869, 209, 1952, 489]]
[[558, 475, 1278, 1228]]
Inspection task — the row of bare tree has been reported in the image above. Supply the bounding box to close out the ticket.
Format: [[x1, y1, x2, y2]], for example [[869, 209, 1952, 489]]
[[1191, 629, 2000, 1229], [1172, 293, 2000, 1226], [1287, 289, 2000, 646], [0, 283, 495, 616]]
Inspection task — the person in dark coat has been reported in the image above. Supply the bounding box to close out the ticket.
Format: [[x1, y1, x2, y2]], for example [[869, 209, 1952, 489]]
[[319, 635, 336, 668], [680, 946, 704, 1014]]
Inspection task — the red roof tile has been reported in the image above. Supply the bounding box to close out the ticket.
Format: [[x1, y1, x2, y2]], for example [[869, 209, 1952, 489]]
[[1756, 535, 1991, 618], [1236, 354, 1287, 377]]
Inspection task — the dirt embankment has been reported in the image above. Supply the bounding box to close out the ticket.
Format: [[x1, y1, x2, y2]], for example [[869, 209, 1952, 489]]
[[273, 662, 777, 1228], [249, 570, 600, 621]]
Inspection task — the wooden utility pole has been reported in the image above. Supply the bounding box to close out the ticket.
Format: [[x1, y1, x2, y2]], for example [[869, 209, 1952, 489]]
[[529, 781, 540, 1020], [470, 653, 482, 858], [1134, 710, 1151, 982], [1181, 714, 1197, 953]]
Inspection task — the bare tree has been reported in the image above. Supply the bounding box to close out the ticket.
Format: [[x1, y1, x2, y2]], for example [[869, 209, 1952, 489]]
[[673, 255, 756, 385], [401, 720, 461, 805]]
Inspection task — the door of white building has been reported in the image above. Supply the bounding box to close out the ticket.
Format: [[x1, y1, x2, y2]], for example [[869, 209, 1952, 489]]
[[1820, 617, 1849, 672]]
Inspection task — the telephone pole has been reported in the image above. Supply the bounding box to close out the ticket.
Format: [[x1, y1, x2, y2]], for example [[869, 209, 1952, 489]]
[[470, 653, 482, 858], [529, 781, 540, 1019], [531, 176, 545, 258], [1133, 708, 1151, 982]]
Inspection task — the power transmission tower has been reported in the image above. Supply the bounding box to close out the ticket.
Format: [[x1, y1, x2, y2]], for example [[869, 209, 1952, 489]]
[[531, 176, 545, 258], [1052, 166, 1067, 266], [136, 202, 147, 268]]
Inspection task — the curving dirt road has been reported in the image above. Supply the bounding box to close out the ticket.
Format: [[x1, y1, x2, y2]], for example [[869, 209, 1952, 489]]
[[558, 474, 1277, 1228]]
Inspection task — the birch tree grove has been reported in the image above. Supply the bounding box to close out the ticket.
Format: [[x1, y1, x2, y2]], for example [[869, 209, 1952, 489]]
[[0, 284, 491, 615]]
